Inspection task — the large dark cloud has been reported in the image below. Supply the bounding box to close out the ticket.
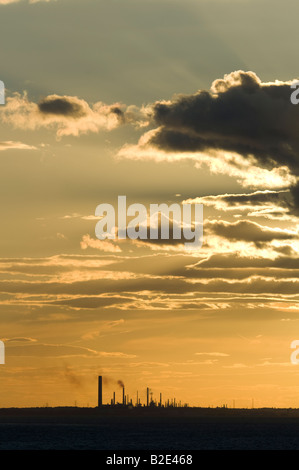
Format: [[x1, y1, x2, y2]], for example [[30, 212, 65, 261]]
[[145, 71, 299, 209], [150, 71, 299, 168]]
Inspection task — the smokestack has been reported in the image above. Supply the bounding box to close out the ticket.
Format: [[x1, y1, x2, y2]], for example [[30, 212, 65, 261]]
[[123, 387, 125, 405], [147, 387, 149, 407], [98, 376, 102, 407], [113, 392, 115, 405]]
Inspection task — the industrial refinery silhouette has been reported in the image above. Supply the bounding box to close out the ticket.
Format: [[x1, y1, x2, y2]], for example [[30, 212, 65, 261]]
[[97, 376, 189, 409]]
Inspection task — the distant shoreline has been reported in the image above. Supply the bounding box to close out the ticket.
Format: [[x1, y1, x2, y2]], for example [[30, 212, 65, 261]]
[[0, 406, 299, 420]]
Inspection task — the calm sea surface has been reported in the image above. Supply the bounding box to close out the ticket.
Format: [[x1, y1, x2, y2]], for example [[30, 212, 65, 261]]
[[0, 415, 299, 449]]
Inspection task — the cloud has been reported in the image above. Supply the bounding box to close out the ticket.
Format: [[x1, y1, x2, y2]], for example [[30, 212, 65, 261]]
[[0, 92, 148, 138], [150, 71, 298, 167], [4, 337, 37, 343], [118, 70, 299, 195], [184, 190, 290, 212], [184, 189, 298, 220], [4, 70, 299, 201], [51, 295, 132, 309], [193, 252, 299, 269], [2, 252, 299, 312], [195, 352, 229, 357], [0, 0, 59, 4], [0, 141, 36, 151], [223, 363, 248, 369], [119, 143, 296, 189], [80, 234, 122, 253], [38, 95, 87, 118], [6, 342, 136, 358], [81, 320, 125, 340], [0, 0, 21, 4], [6, 343, 102, 358], [99, 351, 136, 358], [129, 219, 192, 251], [206, 219, 298, 246]]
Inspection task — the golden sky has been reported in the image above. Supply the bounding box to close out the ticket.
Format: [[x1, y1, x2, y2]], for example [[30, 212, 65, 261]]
[[1, 0, 299, 408]]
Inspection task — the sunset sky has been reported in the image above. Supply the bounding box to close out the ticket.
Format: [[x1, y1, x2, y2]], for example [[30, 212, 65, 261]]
[[1, 0, 299, 408]]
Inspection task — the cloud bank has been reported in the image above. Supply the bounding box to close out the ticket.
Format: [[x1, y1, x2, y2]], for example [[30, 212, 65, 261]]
[[0, 92, 149, 137], [118, 71, 299, 201]]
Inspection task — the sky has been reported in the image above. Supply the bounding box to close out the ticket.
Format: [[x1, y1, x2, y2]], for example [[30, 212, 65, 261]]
[[1, 0, 299, 408]]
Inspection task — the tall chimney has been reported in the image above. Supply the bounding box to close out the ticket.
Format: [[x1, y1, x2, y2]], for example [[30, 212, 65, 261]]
[[147, 387, 149, 407], [98, 376, 102, 407], [123, 387, 125, 405]]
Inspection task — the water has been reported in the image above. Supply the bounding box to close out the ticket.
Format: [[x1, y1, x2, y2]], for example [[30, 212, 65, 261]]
[[0, 415, 299, 449]]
